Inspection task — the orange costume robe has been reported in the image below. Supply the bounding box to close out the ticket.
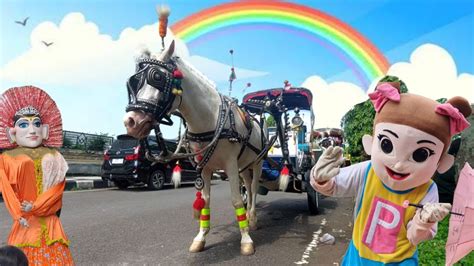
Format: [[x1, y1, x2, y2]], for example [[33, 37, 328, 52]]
[[0, 147, 74, 265]]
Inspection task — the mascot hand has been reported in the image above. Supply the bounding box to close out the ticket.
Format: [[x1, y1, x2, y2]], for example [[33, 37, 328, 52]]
[[311, 146, 345, 183], [19, 217, 29, 228], [21, 201, 33, 212], [420, 203, 452, 223]]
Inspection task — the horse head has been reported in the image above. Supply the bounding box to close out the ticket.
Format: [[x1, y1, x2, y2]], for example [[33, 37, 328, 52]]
[[123, 40, 180, 139]]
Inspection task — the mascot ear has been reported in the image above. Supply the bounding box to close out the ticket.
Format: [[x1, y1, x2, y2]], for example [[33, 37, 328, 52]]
[[158, 40, 175, 62], [437, 153, 454, 174], [6, 127, 16, 143], [362, 134, 373, 155], [42, 124, 49, 140]]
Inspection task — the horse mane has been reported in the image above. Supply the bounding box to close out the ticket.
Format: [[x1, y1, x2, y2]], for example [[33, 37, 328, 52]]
[[172, 56, 218, 93]]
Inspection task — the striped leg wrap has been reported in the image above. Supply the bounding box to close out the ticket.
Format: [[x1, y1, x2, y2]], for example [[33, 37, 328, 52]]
[[200, 208, 210, 228], [235, 207, 249, 229]]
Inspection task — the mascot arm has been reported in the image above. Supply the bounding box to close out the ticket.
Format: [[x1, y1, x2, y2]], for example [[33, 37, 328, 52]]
[[30, 181, 65, 217], [311, 160, 369, 197], [406, 184, 439, 246]]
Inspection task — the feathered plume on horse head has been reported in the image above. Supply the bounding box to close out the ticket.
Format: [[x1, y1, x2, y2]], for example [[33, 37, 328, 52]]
[[157, 4, 170, 50]]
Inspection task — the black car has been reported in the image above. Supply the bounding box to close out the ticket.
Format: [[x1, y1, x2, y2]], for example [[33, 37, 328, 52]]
[[101, 134, 197, 190]]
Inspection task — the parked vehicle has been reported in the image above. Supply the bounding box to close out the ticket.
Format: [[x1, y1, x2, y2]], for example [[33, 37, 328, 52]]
[[101, 134, 197, 190]]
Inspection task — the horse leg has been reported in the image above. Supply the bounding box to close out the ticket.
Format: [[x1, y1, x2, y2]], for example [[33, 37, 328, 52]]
[[227, 163, 255, 255], [189, 168, 212, 253], [241, 170, 257, 231], [248, 161, 262, 231]]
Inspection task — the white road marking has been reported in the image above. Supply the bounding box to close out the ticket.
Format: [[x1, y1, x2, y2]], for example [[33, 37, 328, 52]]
[[294, 218, 327, 265]]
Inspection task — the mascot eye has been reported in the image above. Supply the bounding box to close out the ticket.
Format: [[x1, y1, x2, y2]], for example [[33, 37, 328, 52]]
[[412, 148, 434, 163], [378, 134, 393, 154], [153, 72, 161, 80], [18, 121, 29, 128]]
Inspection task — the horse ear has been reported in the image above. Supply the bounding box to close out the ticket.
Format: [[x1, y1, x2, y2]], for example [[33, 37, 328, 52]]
[[158, 40, 175, 62]]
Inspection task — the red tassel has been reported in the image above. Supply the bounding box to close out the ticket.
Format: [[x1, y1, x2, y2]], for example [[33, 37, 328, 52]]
[[281, 165, 289, 176], [173, 163, 181, 173], [172, 162, 182, 188], [279, 165, 290, 191], [173, 69, 183, 79], [193, 191, 205, 219]]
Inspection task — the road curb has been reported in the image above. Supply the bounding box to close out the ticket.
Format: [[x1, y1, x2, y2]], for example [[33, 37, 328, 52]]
[[66, 178, 115, 191]]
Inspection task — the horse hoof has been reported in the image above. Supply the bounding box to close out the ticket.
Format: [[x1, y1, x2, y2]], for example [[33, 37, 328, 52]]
[[240, 242, 255, 255], [189, 241, 206, 253]]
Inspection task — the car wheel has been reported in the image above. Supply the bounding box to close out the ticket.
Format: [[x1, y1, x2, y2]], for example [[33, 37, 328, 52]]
[[115, 181, 129, 190], [307, 183, 320, 215], [148, 169, 165, 190]]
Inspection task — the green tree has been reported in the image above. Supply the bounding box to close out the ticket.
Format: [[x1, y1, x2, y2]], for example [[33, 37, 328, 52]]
[[266, 115, 276, 127], [340, 100, 375, 162], [88, 133, 110, 151], [340, 75, 408, 163], [62, 137, 73, 148]]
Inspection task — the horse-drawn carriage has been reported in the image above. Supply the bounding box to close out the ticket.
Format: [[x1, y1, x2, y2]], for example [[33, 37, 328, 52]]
[[241, 87, 323, 214]]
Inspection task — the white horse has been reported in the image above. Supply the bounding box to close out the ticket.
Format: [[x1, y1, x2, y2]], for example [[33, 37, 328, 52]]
[[123, 41, 271, 255]]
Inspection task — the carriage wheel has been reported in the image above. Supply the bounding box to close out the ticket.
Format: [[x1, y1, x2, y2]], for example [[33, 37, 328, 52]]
[[307, 183, 320, 215]]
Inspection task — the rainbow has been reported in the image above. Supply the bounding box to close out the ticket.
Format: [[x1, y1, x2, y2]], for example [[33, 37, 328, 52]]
[[171, 1, 389, 87]]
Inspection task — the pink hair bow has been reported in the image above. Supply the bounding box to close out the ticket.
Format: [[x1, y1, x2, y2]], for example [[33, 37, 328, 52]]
[[368, 83, 401, 112], [435, 103, 470, 135]]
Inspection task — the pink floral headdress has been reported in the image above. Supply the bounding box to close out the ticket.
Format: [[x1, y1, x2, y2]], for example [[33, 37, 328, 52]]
[[0, 86, 63, 149]]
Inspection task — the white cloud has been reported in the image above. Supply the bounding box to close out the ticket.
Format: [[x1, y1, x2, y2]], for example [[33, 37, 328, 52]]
[[386, 43, 474, 102], [0, 12, 267, 88], [302, 43, 473, 130], [0, 12, 267, 135], [301, 76, 367, 129]]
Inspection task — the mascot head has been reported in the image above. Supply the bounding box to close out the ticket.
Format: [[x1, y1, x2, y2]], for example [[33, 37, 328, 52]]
[[362, 78, 471, 191], [0, 86, 63, 149]]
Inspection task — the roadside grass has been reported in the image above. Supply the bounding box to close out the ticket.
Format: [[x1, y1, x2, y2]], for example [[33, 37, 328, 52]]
[[419, 216, 474, 265]]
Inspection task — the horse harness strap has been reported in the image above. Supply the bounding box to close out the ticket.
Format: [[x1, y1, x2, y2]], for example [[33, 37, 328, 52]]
[[186, 96, 263, 169]]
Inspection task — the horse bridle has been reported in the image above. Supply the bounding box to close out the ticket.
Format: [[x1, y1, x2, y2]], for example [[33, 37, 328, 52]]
[[126, 58, 180, 156], [126, 58, 178, 126]]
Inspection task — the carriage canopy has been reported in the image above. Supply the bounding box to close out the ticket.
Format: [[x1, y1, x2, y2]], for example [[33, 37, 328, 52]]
[[242, 87, 313, 111]]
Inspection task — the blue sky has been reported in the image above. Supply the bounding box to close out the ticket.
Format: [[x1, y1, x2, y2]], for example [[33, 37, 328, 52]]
[[0, 0, 473, 137]]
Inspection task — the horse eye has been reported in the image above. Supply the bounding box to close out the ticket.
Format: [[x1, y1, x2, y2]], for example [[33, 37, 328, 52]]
[[153, 73, 161, 80]]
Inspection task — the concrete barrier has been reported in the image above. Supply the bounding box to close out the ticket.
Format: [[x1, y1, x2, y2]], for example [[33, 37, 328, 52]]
[[66, 162, 102, 176]]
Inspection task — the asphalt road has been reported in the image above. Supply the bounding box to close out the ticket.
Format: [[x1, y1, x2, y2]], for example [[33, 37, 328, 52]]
[[0, 181, 354, 265]]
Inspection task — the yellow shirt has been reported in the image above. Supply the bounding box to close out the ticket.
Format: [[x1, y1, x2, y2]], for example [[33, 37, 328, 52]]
[[351, 165, 432, 263]]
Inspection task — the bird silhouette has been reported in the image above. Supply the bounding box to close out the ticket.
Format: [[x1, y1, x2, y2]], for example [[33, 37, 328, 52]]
[[15, 17, 29, 26], [42, 41, 54, 47]]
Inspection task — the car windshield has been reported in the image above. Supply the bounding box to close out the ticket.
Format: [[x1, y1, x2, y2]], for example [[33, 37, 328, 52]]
[[111, 137, 139, 150], [147, 136, 178, 152]]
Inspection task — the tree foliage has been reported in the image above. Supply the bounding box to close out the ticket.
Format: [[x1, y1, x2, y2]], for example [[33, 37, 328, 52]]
[[266, 115, 276, 127], [340, 75, 408, 163], [341, 100, 375, 162], [88, 133, 110, 151], [62, 137, 73, 148]]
